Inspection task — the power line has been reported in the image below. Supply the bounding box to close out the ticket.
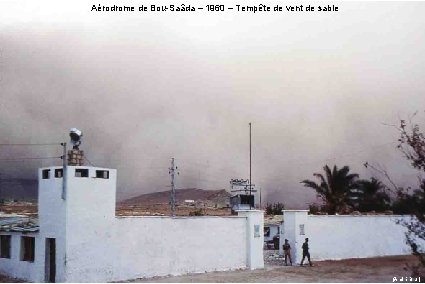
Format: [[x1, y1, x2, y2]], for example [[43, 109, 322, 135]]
[[84, 155, 95, 166], [0, 143, 62, 146], [0, 156, 62, 161]]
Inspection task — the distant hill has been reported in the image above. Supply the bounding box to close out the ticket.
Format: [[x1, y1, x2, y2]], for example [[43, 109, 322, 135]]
[[0, 179, 38, 201], [119, 188, 231, 207]]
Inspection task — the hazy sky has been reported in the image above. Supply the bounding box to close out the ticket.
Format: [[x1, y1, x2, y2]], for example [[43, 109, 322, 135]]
[[1, 1, 424, 207]]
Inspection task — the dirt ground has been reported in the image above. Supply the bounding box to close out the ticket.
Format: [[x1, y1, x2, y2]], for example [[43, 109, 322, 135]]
[[115, 204, 232, 217], [128, 255, 418, 283], [0, 255, 419, 283], [0, 202, 232, 217], [0, 274, 24, 283]]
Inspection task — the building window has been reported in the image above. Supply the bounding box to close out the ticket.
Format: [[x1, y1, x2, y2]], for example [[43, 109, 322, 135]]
[[21, 236, 35, 262], [0, 235, 11, 259], [42, 169, 50, 179], [264, 227, 270, 237], [75, 169, 89, 178], [55, 169, 63, 178], [240, 194, 254, 207], [96, 170, 109, 179]]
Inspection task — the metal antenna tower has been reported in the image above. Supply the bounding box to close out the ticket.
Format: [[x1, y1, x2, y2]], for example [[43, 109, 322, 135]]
[[169, 158, 179, 216]]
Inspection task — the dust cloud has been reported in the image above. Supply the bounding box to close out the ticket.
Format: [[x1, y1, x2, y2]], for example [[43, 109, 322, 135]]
[[1, 1, 424, 207]]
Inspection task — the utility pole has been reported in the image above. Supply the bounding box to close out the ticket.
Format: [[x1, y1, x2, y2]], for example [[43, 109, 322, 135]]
[[169, 158, 178, 217], [0, 173, 3, 205], [61, 142, 67, 200], [249, 122, 252, 210], [259, 187, 261, 210]]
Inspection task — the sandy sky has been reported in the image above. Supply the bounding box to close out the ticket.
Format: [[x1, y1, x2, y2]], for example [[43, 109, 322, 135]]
[[0, 1, 424, 207]]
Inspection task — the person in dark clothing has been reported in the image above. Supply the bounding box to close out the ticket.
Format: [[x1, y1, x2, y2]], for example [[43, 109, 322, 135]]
[[300, 238, 312, 266], [282, 239, 292, 266]]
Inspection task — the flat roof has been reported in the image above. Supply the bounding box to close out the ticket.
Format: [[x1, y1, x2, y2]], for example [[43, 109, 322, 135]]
[[0, 215, 39, 232], [39, 165, 115, 170]]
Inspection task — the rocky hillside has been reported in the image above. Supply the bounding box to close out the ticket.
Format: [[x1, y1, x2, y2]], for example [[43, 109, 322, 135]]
[[119, 188, 231, 208]]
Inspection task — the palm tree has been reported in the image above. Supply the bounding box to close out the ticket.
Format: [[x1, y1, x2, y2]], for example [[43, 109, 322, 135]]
[[350, 177, 391, 212], [301, 165, 359, 214], [356, 177, 391, 212]]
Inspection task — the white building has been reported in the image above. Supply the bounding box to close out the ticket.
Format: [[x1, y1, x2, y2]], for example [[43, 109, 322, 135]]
[[229, 179, 259, 211], [264, 215, 283, 245], [0, 165, 264, 282], [183, 199, 195, 206]]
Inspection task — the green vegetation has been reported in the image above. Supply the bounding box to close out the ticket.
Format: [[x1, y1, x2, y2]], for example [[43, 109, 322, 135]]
[[394, 116, 425, 278], [265, 202, 285, 215], [355, 177, 391, 212], [301, 165, 359, 215]]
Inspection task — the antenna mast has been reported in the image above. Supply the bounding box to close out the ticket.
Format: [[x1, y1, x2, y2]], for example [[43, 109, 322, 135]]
[[169, 158, 178, 216], [249, 122, 252, 209]]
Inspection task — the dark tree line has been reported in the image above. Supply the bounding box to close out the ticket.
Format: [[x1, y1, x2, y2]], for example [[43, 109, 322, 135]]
[[265, 202, 285, 215], [301, 165, 391, 215]]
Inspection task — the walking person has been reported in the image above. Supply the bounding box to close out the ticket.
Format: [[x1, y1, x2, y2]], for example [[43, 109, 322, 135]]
[[300, 238, 312, 266], [282, 239, 292, 266]]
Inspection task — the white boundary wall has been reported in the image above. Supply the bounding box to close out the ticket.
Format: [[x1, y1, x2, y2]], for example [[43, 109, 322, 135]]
[[280, 210, 423, 264], [0, 166, 265, 282], [65, 216, 249, 282], [1, 214, 264, 283]]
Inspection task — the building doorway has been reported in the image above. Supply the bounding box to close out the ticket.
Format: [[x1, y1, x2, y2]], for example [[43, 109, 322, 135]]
[[45, 238, 56, 283]]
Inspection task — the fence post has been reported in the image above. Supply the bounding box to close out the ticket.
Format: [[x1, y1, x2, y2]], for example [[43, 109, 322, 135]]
[[237, 210, 264, 270], [282, 210, 309, 264]]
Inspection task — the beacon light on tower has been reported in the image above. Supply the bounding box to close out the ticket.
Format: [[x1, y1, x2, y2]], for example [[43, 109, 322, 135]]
[[68, 128, 84, 166], [69, 128, 83, 150]]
